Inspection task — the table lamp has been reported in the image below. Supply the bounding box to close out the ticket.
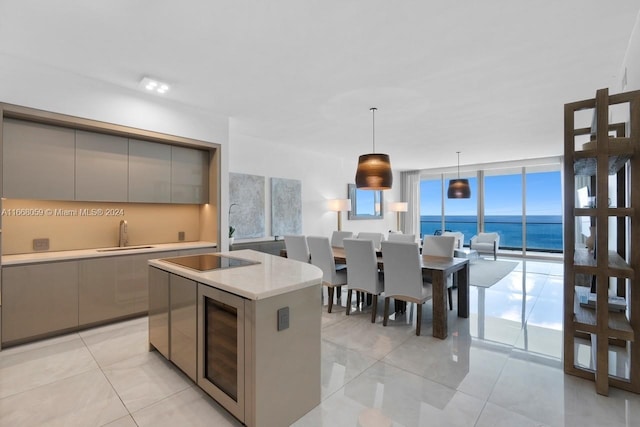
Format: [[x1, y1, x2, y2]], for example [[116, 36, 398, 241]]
[[328, 199, 351, 231], [389, 202, 408, 231]]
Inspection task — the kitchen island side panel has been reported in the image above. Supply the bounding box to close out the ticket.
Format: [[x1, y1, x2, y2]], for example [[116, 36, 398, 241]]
[[246, 284, 321, 427]]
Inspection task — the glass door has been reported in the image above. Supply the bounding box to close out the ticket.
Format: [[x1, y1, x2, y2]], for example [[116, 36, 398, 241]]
[[484, 168, 523, 253], [197, 284, 245, 422]]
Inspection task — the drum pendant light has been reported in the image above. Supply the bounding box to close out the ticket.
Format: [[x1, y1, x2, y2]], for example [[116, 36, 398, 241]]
[[447, 151, 471, 198], [355, 107, 393, 190]]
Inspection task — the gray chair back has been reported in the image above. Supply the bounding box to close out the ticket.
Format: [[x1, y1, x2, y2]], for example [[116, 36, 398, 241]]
[[308, 236, 347, 285], [387, 233, 415, 243], [422, 235, 456, 257], [343, 238, 383, 295], [380, 241, 429, 302], [330, 231, 354, 248], [356, 232, 385, 250], [284, 235, 309, 263]]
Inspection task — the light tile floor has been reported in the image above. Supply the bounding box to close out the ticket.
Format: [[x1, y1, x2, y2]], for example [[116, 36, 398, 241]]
[[2, 259, 640, 426]]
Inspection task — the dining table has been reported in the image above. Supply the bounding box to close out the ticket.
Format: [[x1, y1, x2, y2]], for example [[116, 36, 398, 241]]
[[281, 246, 469, 339], [330, 247, 469, 339]]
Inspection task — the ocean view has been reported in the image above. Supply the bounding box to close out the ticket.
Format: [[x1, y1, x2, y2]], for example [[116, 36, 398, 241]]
[[420, 215, 563, 252]]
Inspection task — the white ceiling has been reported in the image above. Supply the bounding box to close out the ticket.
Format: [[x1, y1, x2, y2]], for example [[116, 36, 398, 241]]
[[1, 1, 638, 170]]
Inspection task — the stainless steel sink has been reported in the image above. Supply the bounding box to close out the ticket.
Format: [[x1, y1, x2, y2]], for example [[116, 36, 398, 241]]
[[97, 245, 154, 252]]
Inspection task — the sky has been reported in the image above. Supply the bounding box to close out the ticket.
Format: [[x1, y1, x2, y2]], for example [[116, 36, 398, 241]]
[[420, 171, 562, 216]]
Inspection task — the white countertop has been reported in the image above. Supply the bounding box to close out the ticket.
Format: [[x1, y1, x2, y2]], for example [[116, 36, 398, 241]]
[[148, 249, 323, 301], [2, 241, 217, 266]]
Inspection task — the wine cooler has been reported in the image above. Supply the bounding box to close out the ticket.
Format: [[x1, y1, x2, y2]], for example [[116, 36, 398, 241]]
[[197, 284, 246, 422]]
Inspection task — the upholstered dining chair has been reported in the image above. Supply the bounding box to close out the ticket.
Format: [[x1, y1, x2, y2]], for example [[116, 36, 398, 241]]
[[284, 235, 310, 263], [387, 233, 416, 243], [470, 232, 500, 260], [356, 232, 385, 250], [421, 235, 456, 310], [330, 230, 354, 248], [380, 241, 432, 336], [441, 231, 464, 249], [343, 238, 384, 322], [308, 236, 348, 313]]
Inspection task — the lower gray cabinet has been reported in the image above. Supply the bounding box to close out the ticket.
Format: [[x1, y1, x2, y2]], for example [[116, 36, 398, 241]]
[[170, 274, 197, 381], [1, 261, 79, 344], [79, 252, 178, 326], [79, 255, 143, 325]]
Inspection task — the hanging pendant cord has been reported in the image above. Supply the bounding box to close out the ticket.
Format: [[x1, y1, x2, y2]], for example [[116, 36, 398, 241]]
[[370, 107, 377, 153], [456, 151, 461, 178]]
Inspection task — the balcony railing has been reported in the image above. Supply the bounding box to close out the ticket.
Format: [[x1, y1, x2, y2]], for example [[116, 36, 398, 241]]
[[420, 215, 563, 253]]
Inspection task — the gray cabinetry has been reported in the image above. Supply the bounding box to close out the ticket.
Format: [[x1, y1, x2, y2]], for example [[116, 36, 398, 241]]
[[79, 251, 179, 326], [170, 274, 197, 381], [75, 130, 128, 201], [1, 261, 79, 344], [2, 119, 75, 200], [148, 266, 170, 358], [79, 256, 142, 325], [171, 146, 209, 204], [128, 139, 171, 203]]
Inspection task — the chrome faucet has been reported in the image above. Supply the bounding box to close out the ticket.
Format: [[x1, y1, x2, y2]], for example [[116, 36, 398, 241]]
[[119, 220, 128, 247]]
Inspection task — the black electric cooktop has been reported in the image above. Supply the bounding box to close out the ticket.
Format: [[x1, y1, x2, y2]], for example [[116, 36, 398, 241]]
[[161, 254, 260, 272]]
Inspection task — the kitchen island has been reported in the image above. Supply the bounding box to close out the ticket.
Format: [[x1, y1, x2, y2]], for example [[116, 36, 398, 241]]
[[148, 249, 322, 427]]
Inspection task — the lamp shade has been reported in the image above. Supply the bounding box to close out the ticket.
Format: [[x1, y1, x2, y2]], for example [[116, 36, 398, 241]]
[[328, 199, 351, 212], [389, 202, 408, 212], [447, 179, 471, 198], [355, 153, 393, 190]]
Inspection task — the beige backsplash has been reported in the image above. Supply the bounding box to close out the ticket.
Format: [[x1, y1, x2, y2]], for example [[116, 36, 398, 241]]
[[2, 199, 203, 255]]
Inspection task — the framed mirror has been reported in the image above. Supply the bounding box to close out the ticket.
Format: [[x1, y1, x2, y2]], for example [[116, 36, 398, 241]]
[[348, 184, 384, 220]]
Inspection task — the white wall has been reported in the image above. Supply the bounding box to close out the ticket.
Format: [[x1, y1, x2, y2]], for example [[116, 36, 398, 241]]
[[618, 10, 640, 92], [228, 124, 401, 242]]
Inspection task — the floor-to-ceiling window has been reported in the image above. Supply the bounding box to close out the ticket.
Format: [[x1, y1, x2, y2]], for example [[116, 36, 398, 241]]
[[484, 169, 523, 251], [525, 167, 563, 253], [418, 159, 563, 256], [419, 176, 443, 237]]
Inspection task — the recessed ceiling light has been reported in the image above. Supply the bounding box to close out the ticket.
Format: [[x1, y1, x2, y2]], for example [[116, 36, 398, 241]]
[[139, 76, 170, 95]]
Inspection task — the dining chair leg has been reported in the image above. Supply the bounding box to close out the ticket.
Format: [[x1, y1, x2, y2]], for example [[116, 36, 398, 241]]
[[336, 286, 342, 299], [448, 287, 453, 311], [327, 287, 334, 313], [371, 294, 378, 323], [416, 303, 422, 336], [346, 289, 353, 315], [383, 297, 390, 326]]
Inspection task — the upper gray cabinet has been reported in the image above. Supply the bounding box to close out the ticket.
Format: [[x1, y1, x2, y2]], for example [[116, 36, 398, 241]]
[[2, 119, 210, 204], [3, 118, 75, 200], [171, 146, 209, 204], [75, 130, 128, 202], [128, 139, 172, 203]]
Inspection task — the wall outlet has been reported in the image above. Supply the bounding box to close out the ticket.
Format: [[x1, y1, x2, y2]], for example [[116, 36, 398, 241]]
[[277, 307, 289, 331], [33, 238, 50, 251], [178, 231, 185, 241]]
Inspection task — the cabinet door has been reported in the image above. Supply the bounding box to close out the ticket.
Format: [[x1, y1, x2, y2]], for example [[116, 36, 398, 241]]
[[1, 261, 79, 344], [148, 267, 170, 358], [171, 146, 209, 204], [128, 139, 171, 202], [3, 119, 75, 200], [75, 130, 128, 201], [79, 255, 150, 325], [170, 274, 197, 381]]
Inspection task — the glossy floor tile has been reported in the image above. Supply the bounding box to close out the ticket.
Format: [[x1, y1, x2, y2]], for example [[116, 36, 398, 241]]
[[1, 258, 639, 426]]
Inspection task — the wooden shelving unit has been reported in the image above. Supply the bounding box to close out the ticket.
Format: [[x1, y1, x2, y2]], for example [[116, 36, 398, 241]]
[[564, 88, 640, 395]]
